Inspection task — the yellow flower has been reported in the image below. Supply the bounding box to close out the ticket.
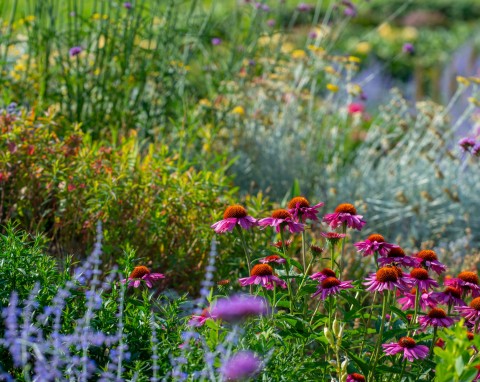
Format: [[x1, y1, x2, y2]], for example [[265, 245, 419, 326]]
[[291, 49, 307, 59], [378, 23, 394, 40], [326, 84, 339, 92], [25, 15, 35, 23], [356, 42, 371, 55], [307, 45, 325, 54], [347, 83, 363, 96], [457, 76, 470, 87], [281, 42, 294, 54], [231, 106, 245, 116], [468, 97, 480, 107], [199, 99, 211, 107], [469, 77, 480, 84], [324, 66, 338, 76], [401, 26, 418, 41], [348, 56, 361, 63]]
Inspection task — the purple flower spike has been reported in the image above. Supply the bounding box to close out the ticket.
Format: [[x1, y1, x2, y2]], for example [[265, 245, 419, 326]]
[[123, 2, 132, 9], [69, 46, 83, 57], [211, 37, 222, 46], [211, 294, 269, 323], [221, 351, 262, 381], [402, 43, 415, 55]]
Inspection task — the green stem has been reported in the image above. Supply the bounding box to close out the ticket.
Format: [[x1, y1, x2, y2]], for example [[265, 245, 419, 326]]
[[280, 230, 294, 312], [236, 226, 251, 275], [330, 244, 335, 271], [408, 290, 421, 336], [301, 230, 307, 271], [360, 292, 377, 355], [369, 291, 389, 381], [429, 326, 438, 358], [339, 223, 347, 276], [309, 300, 322, 326]]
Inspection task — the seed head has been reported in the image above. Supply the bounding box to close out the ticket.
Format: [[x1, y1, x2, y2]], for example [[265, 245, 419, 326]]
[[469, 297, 480, 311], [367, 234, 385, 242], [271, 209, 292, 219], [428, 308, 447, 319], [223, 205, 248, 219], [321, 277, 341, 289], [334, 203, 357, 215], [387, 247, 405, 258], [416, 250, 438, 262], [410, 268, 429, 280], [398, 337, 416, 349], [250, 264, 273, 277], [288, 196, 310, 209], [376, 267, 398, 282], [458, 271, 479, 285], [130, 266, 150, 279]]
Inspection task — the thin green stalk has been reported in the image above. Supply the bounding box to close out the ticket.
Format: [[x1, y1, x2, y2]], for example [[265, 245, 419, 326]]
[[236, 226, 251, 274], [339, 223, 347, 275], [429, 326, 438, 358], [360, 291, 377, 354], [309, 300, 322, 326], [280, 230, 295, 312], [330, 244, 335, 271], [369, 291, 389, 381], [301, 230, 307, 271], [408, 289, 421, 336]]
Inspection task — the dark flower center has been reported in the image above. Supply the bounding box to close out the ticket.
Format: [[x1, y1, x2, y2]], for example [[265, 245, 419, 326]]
[[223, 205, 248, 219], [288, 196, 310, 209], [321, 277, 341, 289], [310, 245, 324, 254], [416, 250, 438, 262], [321, 268, 336, 278], [469, 297, 480, 311], [458, 271, 479, 285], [387, 247, 405, 258], [398, 337, 416, 349], [367, 234, 385, 242], [410, 268, 429, 280], [130, 266, 150, 279], [468, 332, 475, 341], [251, 264, 273, 276], [376, 267, 398, 283], [271, 209, 292, 220], [444, 287, 462, 298], [392, 266, 403, 278], [334, 203, 357, 215], [350, 373, 366, 382], [428, 308, 447, 319]]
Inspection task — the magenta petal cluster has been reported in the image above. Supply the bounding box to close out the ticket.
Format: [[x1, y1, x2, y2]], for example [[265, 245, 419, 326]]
[[382, 337, 429, 362], [363, 267, 408, 293], [211, 205, 257, 234], [287, 197, 324, 221], [121, 266, 165, 288], [354, 234, 397, 257], [258, 255, 286, 264], [418, 309, 455, 329], [258, 209, 304, 233], [189, 308, 217, 327], [211, 294, 269, 323], [323, 203, 366, 230], [397, 290, 437, 311], [312, 277, 353, 300], [220, 351, 262, 381]]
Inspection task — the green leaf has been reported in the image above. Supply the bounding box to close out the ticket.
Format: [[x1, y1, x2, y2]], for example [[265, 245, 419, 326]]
[[455, 356, 465, 376]]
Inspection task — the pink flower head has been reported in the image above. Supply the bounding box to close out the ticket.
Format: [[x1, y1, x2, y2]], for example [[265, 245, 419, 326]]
[[418, 308, 455, 329], [348, 103, 365, 114], [456, 297, 480, 323], [311, 276, 353, 300], [211, 294, 269, 323], [239, 264, 287, 290], [445, 271, 480, 297], [211, 205, 257, 234], [310, 267, 336, 282], [320, 232, 347, 247], [258, 209, 304, 233], [271, 239, 292, 248], [378, 247, 419, 268], [415, 250, 447, 275], [354, 233, 398, 257], [432, 287, 466, 307], [122, 266, 165, 288], [287, 196, 324, 221], [382, 337, 429, 362], [397, 288, 437, 311], [220, 351, 262, 381], [364, 267, 408, 293], [69, 46, 83, 57], [459, 137, 476, 152], [406, 268, 438, 291], [189, 307, 217, 327], [346, 374, 366, 382], [323, 203, 366, 231], [259, 255, 286, 264]]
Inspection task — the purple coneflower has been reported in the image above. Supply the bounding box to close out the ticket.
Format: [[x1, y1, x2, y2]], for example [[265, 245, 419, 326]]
[[378, 247, 419, 268], [220, 351, 262, 381], [406, 268, 438, 291], [211, 37, 222, 46], [258, 209, 304, 233], [323, 203, 366, 231], [445, 271, 480, 297], [297, 3, 313, 12], [123, 2, 132, 9], [320, 232, 347, 247], [122, 266, 165, 288], [432, 287, 466, 307], [363, 267, 408, 293], [418, 308, 455, 329], [346, 374, 366, 382], [211, 205, 257, 234], [259, 255, 286, 264], [382, 337, 429, 362], [415, 250, 446, 275], [459, 137, 476, 152], [271, 239, 292, 248], [69, 46, 83, 57], [402, 43, 415, 55], [312, 276, 353, 300], [211, 294, 268, 323], [455, 297, 480, 323], [310, 267, 336, 281], [239, 264, 287, 290], [188, 308, 216, 327], [354, 233, 397, 257], [397, 288, 437, 311], [266, 19, 276, 27], [287, 196, 324, 221]]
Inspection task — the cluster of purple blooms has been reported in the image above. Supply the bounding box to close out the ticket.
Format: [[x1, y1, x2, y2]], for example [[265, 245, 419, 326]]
[[459, 137, 480, 157]]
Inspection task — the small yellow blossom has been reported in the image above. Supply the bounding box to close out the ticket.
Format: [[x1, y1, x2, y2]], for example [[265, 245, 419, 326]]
[[326, 83, 339, 92], [348, 56, 361, 64], [231, 106, 245, 115], [356, 42, 371, 55], [199, 99, 212, 107], [280, 42, 294, 54], [469, 77, 480, 84], [25, 15, 35, 22], [457, 76, 470, 87], [378, 23, 394, 40], [291, 49, 307, 59], [307, 45, 325, 54], [401, 26, 418, 41], [468, 97, 480, 107], [92, 13, 108, 20], [324, 66, 336, 75]]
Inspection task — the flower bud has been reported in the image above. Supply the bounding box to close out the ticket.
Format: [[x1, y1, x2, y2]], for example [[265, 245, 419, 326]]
[[341, 359, 348, 372], [333, 319, 341, 336], [324, 326, 335, 347]]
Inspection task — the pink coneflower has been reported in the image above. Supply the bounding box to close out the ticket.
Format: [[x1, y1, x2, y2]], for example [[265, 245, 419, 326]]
[[211, 294, 269, 323], [382, 337, 429, 362], [320, 232, 347, 247], [406, 268, 438, 291], [402, 43, 415, 55], [418, 308, 455, 329], [346, 374, 365, 382], [287, 196, 324, 221], [259, 255, 286, 264], [445, 271, 480, 297], [258, 209, 304, 233], [189, 308, 216, 327], [364, 267, 408, 293], [220, 351, 262, 381], [378, 247, 419, 268], [310, 244, 324, 256], [211, 205, 257, 234], [348, 103, 365, 115], [239, 264, 287, 290], [312, 276, 353, 300], [397, 288, 437, 311], [432, 287, 466, 307], [354, 233, 397, 257], [455, 297, 480, 323], [459, 137, 476, 152], [122, 266, 165, 288], [310, 267, 336, 281], [323, 203, 366, 231], [415, 250, 446, 275]]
